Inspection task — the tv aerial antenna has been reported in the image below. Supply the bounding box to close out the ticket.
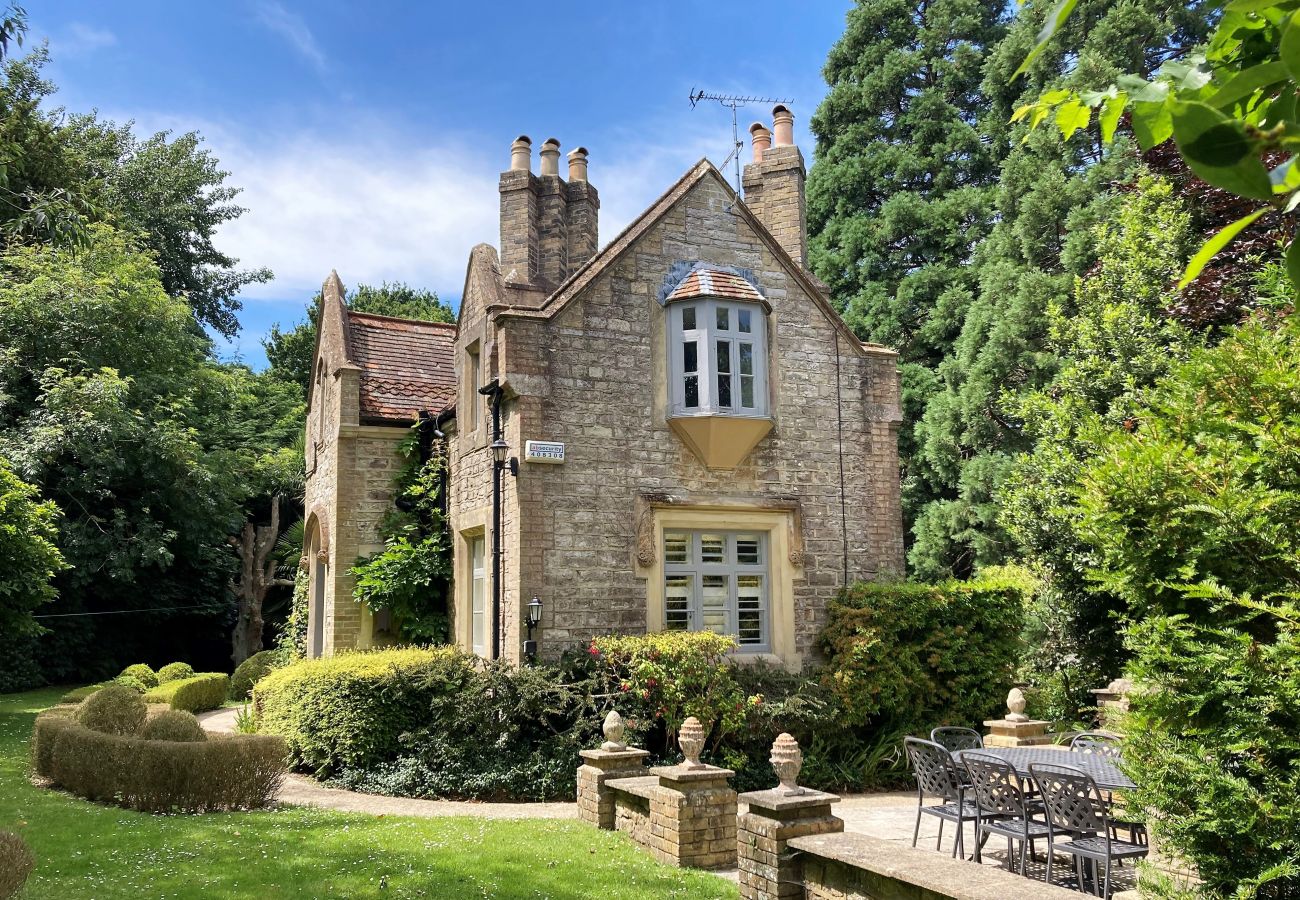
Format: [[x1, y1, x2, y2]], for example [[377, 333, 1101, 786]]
[[689, 89, 793, 193]]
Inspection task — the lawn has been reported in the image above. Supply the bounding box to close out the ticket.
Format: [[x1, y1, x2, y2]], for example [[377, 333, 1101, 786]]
[[0, 688, 738, 899]]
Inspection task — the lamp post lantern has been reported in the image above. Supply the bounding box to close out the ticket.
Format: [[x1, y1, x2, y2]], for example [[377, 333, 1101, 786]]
[[525, 596, 543, 662]]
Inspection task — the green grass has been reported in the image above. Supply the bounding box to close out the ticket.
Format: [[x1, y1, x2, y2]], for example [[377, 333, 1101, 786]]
[[0, 688, 738, 899]]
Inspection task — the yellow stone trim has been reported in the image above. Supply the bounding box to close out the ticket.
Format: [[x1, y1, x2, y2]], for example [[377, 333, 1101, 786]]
[[638, 504, 802, 670], [338, 424, 411, 438], [454, 511, 488, 656], [667, 415, 773, 469]]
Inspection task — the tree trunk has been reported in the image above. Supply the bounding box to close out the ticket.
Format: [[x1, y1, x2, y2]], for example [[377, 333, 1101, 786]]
[[231, 494, 293, 667]]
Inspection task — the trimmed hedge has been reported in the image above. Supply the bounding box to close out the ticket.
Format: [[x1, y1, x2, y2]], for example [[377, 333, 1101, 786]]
[[144, 673, 229, 712], [35, 713, 286, 812], [255, 646, 468, 774], [230, 650, 279, 700], [76, 683, 148, 735], [0, 829, 34, 900], [141, 709, 207, 742], [156, 662, 195, 683], [119, 663, 159, 688]]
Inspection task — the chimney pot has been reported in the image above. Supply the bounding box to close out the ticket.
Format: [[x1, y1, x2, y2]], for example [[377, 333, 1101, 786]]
[[540, 138, 561, 177], [749, 122, 771, 162], [567, 146, 589, 182], [510, 135, 532, 172], [772, 104, 794, 146]]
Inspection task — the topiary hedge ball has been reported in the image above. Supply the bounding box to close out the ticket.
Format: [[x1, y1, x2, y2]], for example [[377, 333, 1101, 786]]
[[0, 829, 35, 900], [119, 663, 159, 689], [141, 709, 208, 743], [114, 675, 148, 693], [76, 683, 147, 736], [230, 650, 280, 700], [157, 662, 195, 683]]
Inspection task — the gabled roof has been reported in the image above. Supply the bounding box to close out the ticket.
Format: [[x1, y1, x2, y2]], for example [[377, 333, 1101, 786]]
[[346, 312, 457, 424]]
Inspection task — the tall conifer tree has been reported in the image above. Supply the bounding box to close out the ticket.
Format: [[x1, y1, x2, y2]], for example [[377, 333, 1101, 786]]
[[806, 0, 1007, 537]]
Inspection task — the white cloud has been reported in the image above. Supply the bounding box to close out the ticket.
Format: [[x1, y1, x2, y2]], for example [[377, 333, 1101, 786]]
[[252, 0, 325, 73], [57, 22, 117, 56]]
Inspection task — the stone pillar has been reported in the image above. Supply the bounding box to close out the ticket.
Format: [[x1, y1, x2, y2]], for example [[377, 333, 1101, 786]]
[[984, 686, 1052, 747], [577, 711, 650, 829], [737, 734, 843, 900], [647, 717, 737, 869], [1090, 677, 1134, 731]]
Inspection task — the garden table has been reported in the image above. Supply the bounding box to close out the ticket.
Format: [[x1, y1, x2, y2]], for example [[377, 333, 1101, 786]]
[[955, 747, 1135, 792]]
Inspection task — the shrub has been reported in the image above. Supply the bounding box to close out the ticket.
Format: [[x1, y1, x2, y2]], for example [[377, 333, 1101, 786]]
[[30, 708, 77, 778], [156, 662, 195, 683], [145, 673, 229, 712], [76, 683, 147, 735], [60, 682, 111, 703], [114, 674, 147, 692], [230, 650, 279, 700], [255, 646, 473, 774], [0, 829, 35, 900], [46, 720, 286, 812], [119, 663, 159, 688], [141, 709, 208, 743], [820, 575, 1026, 730]]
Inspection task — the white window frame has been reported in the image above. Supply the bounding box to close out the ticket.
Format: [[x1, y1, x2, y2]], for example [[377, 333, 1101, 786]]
[[662, 530, 770, 652], [667, 299, 768, 417], [470, 535, 487, 657]]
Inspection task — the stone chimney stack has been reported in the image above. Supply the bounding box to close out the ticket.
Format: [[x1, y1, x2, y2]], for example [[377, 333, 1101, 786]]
[[500, 136, 539, 283], [741, 104, 807, 267], [566, 147, 599, 273], [499, 136, 599, 288]]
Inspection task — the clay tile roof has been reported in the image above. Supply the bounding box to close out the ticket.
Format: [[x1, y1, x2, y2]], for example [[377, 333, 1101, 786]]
[[346, 312, 458, 424], [665, 267, 765, 303]]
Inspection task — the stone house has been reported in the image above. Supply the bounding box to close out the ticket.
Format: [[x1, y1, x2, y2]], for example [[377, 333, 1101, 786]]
[[304, 106, 904, 668]]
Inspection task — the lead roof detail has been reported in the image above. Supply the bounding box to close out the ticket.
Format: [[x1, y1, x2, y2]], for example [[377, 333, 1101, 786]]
[[658, 260, 765, 306]]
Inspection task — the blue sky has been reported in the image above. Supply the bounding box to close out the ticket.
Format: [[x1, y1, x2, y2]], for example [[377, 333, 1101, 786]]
[[30, 1, 850, 367]]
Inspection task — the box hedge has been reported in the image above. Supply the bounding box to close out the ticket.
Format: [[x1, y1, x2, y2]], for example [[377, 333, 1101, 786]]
[[230, 649, 279, 700], [254, 646, 471, 775], [119, 663, 159, 688], [156, 662, 195, 683], [34, 712, 286, 812], [0, 829, 34, 900], [76, 683, 148, 735], [144, 673, 229, 712]]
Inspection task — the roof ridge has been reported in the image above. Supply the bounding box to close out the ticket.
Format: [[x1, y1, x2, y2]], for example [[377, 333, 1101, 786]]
[[348, 310, 459, 329]]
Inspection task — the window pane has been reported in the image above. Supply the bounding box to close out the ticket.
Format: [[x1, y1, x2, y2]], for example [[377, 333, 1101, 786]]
[[736, 536, 762, 565], [684, 375, 698, 408], [741, 375, 754, 408], [738, 308, 752, 333], [701, 534, 725, 563], [665, 575, 691, 631], [682, 306, 696, 330], [664, 532, 690, 565], [716, 340, 732, 408], [737, 575, 763, 645], [701, 575, 728, 634], [471, 537, 486, 655], [716, 306, 729, 330], [683, 341, 697, 373], [683, 340, 699, 408], [739, 343, 753, 375]]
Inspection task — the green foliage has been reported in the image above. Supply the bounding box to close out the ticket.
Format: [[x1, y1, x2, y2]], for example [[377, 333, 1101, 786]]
[[75, 684, 147, 736], [59, 682, 112, 704], [820, 574, 1026, 730], [45, 717, 286, 813], [351, 428, 451, 643], [140, 709, 208, 743], [588, 631, 747, 743], [276, 568, 309, 662], [1074, 317, 1300, 895], [156, 662, 195, 684], [0, 454, 63, 656], [144, 673, 230, 713], [113, 675, 148, 693], [118, 664, 159, 689], [229, 650, 280, 700], [233, 702, 257, 735], [0, 828, 34, 900]]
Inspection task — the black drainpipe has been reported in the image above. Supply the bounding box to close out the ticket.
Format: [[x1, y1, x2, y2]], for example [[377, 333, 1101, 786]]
[[480, 379, 505, 661]]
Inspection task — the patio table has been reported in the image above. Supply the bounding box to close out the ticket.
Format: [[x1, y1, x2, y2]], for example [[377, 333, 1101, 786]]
[[955, 747, 1135, 792]]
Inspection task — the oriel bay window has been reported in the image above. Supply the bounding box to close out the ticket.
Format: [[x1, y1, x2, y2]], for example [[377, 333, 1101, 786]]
[[662, 530, 769, 650], [669, 299, 768, 418]]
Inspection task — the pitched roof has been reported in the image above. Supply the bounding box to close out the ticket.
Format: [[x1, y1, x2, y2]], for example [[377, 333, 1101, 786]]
[[346, 312, 458, 424]]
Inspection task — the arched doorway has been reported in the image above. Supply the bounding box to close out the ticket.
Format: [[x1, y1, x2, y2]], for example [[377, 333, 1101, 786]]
[[304, 514, 327, 658]]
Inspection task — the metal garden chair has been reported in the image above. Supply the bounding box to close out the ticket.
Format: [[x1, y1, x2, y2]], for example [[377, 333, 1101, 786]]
[[903, 737, 981, 860], [1070, 731, 1122, 759], [963, 751, 1051, 876], [1030, 762, 1148, 897], [930, 726, 984, 752]]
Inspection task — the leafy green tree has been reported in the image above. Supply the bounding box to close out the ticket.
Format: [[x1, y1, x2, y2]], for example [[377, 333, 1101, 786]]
[[265, 281, 454, 394], [907, 0, 1213, 578], [0, 455, 64, 643], [1075, 316, 1300, 895], [807, 0, 1007, 533]]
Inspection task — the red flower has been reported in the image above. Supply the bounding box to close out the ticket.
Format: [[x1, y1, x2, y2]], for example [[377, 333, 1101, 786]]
[[641, 690, 650, 699], [620, 682, 630, 692], [646, 678, 657, 688]]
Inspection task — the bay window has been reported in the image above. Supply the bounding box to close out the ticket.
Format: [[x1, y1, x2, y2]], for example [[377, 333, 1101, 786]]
[[669, 298, 768, 418]]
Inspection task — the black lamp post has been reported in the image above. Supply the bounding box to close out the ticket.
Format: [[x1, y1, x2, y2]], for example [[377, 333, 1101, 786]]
[[480, 381, 517, 661], [525, 596, 543, 661]]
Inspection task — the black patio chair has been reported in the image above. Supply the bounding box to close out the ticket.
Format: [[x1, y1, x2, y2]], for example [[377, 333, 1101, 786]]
[[1030, 762, 1148, 898], [931, 726, 984, 752], [903, 736, 980, 860], [1070, 731, 1122, 759], [963, 751, 1051, 876]]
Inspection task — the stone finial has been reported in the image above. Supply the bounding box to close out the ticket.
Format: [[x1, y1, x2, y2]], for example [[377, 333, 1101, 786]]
[[770, 733, 805, 796], [510, 135, 532, 172], [1006, 687, 1029, 723], [1107, 677, 1133, 695], [750, 122, 771, 162], [567, 147, 589, 182], [601, 710, 627, 751], [678, 717, 706, 769], [772, 104, 795, 146], [539, 138, 561, 176]]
